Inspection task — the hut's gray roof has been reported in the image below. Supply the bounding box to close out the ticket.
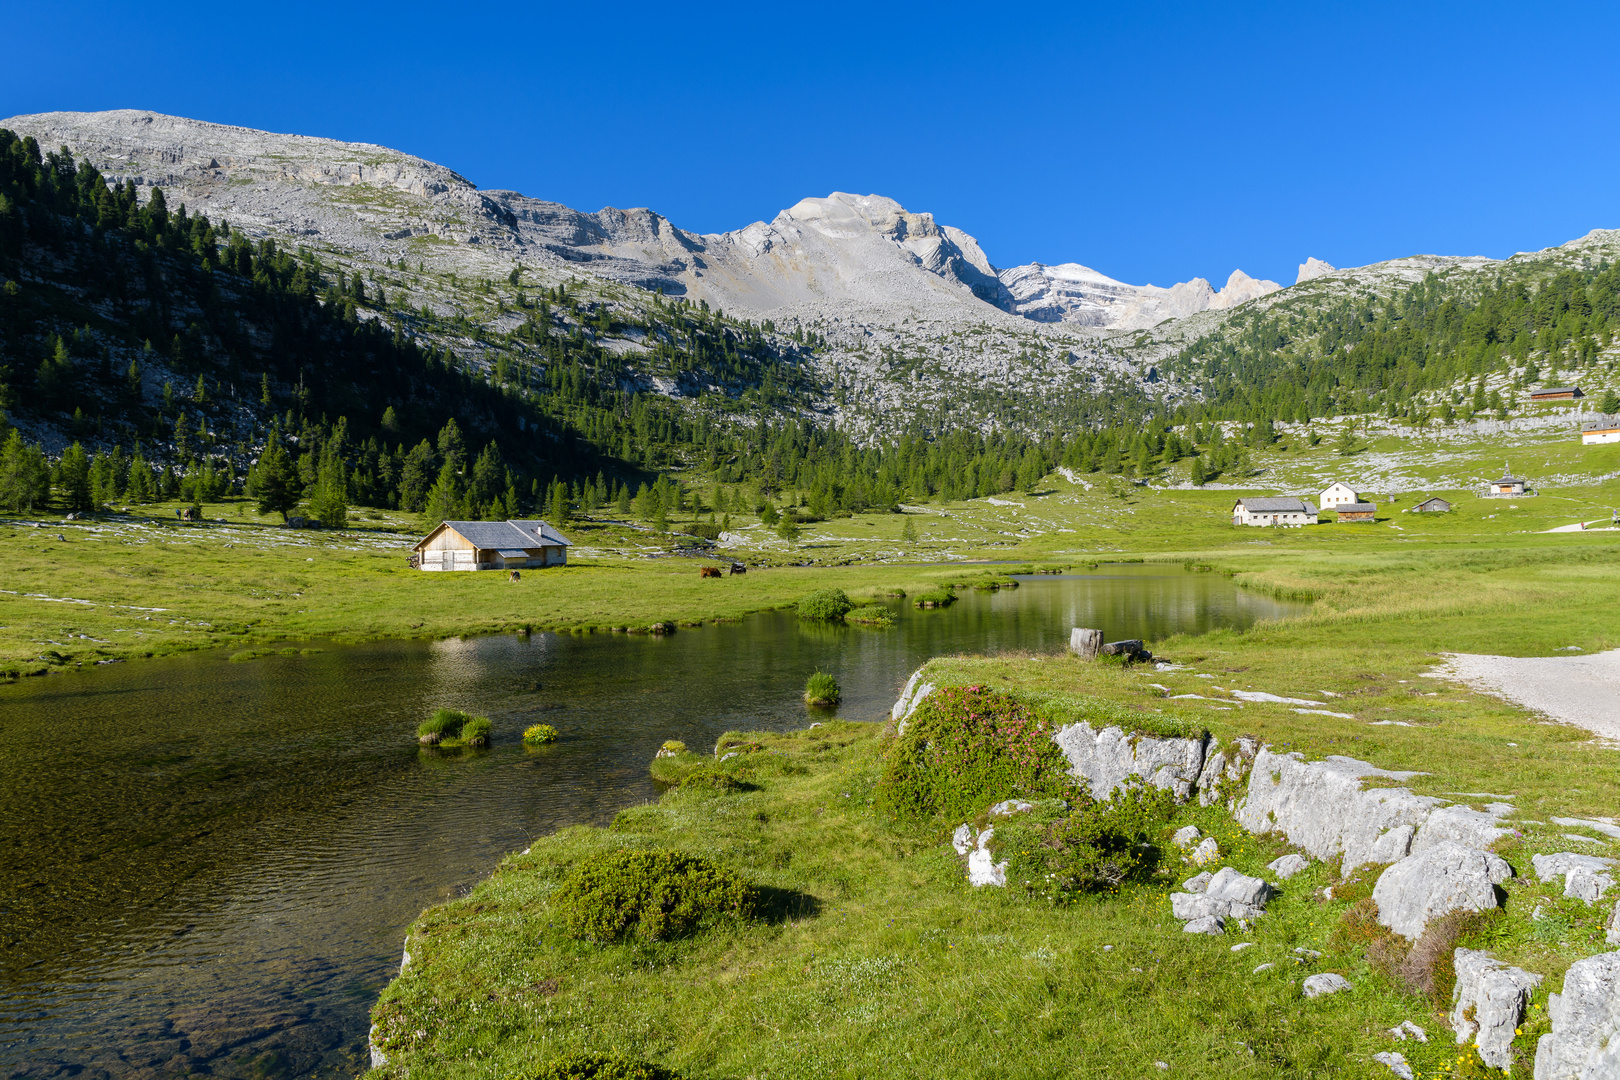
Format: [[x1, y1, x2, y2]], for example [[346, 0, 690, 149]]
[[1416, 496, 1451, 505], [1582, 416, 1620, 431], [1234, 497, 1312, 513], [1531, 386, 1581, 395], [1492, 476, 1525, 485], [426, 520, 572, 549], [1338, 502, 1378, 513]]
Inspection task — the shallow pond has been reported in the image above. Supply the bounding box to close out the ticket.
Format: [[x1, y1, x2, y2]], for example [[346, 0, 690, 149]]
[[0, 567, 1302, 1078]]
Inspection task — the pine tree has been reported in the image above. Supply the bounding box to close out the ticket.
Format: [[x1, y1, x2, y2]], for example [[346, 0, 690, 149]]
[[55, 442, 92, 511], [0, 430, 51, 511], [547, 478, 569, 524], [249, 431, 302, 520], [307, 438, 349, 529], [1188, 454, 1206, 487], [422, 461, 461, 526], [125, 446, 155, 504]]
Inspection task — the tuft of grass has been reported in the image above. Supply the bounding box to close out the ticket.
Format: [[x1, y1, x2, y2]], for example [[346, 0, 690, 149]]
[[524, 723, 559, 745], [911, 587, 956, 608], [804, 670, 841, 706], [460, 716, 491, 746], [844, 604, 895, 627], [417, 708, 489, 748], [533, 1054, 681, 1080], [550, 848, 758, 943]]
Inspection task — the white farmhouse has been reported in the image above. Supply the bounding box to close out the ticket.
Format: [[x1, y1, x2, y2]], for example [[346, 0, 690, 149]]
[[1581, 416, 1620, 444], [1232, 497, 1318, 527], [1318, 481, 1360, 509]]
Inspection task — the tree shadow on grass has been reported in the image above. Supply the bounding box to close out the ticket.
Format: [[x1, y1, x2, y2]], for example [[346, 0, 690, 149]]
[[754, 883, 822, 924]]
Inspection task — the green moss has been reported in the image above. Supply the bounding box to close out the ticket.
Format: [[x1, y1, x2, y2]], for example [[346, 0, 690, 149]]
[[550, 848, 758, 943]]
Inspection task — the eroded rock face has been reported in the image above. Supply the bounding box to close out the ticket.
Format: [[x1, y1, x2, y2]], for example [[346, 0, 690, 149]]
[[1413, 803, 1518, 853], [1534, 951, 1620, 1080], [1372, 842, 1513, 940], [1607, 901, 1620, 946], [1235, 750, 1442, 875], [1196, 737, 1260, 807], [891, 669, 936, 733], [1053, 722, 1208, 801], [1450, 948, 1542, 1070]]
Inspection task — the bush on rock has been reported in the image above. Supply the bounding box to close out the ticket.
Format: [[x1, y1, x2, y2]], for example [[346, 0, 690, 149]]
[[875, 684, 1078, 825], [997, 782, 1176, 901], [552, 849, 759, 943]]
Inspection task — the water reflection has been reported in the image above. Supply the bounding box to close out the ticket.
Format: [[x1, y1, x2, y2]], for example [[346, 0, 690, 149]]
[[0, 567, 1300, 1078]]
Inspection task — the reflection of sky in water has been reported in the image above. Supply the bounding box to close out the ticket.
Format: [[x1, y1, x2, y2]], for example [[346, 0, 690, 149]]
[[0, 569, 1301, 1077]]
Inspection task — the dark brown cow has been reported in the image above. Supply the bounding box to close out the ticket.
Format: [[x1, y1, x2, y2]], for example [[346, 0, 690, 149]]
[[700, 567, 722, 578], [729, 563, 747, 575]]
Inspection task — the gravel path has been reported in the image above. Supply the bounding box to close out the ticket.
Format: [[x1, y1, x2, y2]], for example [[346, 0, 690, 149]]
[[1438, 651, 1620, 743]]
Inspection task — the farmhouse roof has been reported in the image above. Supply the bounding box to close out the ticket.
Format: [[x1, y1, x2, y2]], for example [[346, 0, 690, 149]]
[[1492, 476, 1525, 485], [419, 520, 572, 551], [1581, 416, 1620, 431], [1235, 497, 1312, 513]]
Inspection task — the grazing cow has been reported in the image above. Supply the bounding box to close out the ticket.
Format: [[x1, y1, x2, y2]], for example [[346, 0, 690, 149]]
[[700, 566, 722, 578], [509, 570, 522, 582], [729, 563, 747, 575]]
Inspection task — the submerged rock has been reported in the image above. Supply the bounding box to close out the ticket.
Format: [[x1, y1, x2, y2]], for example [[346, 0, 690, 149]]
[[1372, 842, 1513, 940], [1449, 948, 1542, 1070], [1533, 951, 1620, 1080]]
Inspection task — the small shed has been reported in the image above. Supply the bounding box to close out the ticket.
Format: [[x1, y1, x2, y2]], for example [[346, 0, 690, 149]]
[[1487, 476, 1526, 497], [1232, 496, 1318, 527], [1319, 481, 1360, 510], [1412, 497, 1452, 513], [1335, 501, 1378, 522], [1529, 386, 1583, 402], [1581, 416, 1620, 444], [413, 519, 571, 571]]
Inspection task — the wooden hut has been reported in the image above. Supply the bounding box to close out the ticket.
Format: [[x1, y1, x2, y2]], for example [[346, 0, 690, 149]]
[[1335, 501, 1378, 522], [1412, 497, 1452, 513], [1529, 386, 1582, 402], [412, 520, 571, 571]]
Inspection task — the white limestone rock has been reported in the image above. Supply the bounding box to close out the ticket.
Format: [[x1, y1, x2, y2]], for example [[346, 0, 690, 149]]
[[1190, 837, 1221, 866], [951, 823, 975, 856], [1053, 721, 1209, 801], [965, 826, 1007, 887], [1450, 948, 1543, 1070], [1373, 1051, 1414, 1079], [1296, 257, 1338, 284], [1183, 914, 1225, 935], [891, 669, 935, 732], [1182, 871, 1212, 893], [1533, 852, 1617, 904], [1196, 736, 1259, 807], [1413, 803, 1517, 853], [1302, 973, 1351, 998], [1372, 842, 1513, 940], [1389, 1020, 1428, 1042], [1533, 951, 1620, 1080], [1172, 825, 1203, 847], [1234, 750, 1441, 876], [1170, 867, 1272, 923], [1267, 854, 1310, 879], [1608, 901, 1620, 947]]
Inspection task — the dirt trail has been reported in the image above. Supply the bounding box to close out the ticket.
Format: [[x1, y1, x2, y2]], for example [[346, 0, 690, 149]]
[[1437, 650, 1620, 743]]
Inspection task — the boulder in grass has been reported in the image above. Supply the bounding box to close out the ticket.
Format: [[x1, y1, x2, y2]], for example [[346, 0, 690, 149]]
[[1183, 914, 1224, 935], [1372, 841, 1513, 940], [1373, 1051, 1414, 1079], [1608, 901, 1620, 947], [1302, 973, 1351, 998], [1533, 951, 1620, 1080], [1533, 852, 1617, 904], [1267, 853, 1310, 879], [1449, 948, 1542, 1070]]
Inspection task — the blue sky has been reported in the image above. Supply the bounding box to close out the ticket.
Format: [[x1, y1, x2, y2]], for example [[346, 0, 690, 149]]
[[4, 1, 1616, 288]]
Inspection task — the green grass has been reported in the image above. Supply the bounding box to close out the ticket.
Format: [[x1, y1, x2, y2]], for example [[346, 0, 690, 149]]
[[803, 671, 840, 706], [843, 604, 895, 627], [525, 723, 559, 746]]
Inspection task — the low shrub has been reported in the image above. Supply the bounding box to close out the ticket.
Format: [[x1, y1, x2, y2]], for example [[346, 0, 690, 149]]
[[804, 671, 840, 706], [797, 588, 852, 621], [551, 848, 758, 943], [843, 605, 895, 627], [874, 684, 1079, 825], [997, 783, 1176, 902], [524, 723, 558, 745], [533, 1053, 681, 1080]]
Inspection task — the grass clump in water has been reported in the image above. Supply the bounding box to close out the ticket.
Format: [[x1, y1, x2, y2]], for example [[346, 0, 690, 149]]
[[417, 708, 490, 748], [533, 1054, 681, 1080], [804, 670, 841, 706], [911, 587, 956, 608], [551, 848, 758, 943], [843, 604, 894, 627], [524, 723, 559, 745], [796, 587, 852, 621]]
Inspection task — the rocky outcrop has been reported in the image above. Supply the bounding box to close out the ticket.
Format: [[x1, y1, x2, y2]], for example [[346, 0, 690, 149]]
[[1196, 736, 1260, 807], [1053, 722, 1209, 800], [1234, 751, 1441, 874], [1413, 803, 1518, 853], [952, 800, 1036, 887], [1534, 951, 1620, 1079], [997, 262, 1282, 330], [1533, 852, 1616, 903], [1371, 842, 1513, 940], [891, 668, 935, 732], [1296, 257, 1337, 283], [1608, 901, 1620, 946], [1169, 866, 1274, 933], [1302, 973, 1351, 998], [1450, 948, 1542, 1070]]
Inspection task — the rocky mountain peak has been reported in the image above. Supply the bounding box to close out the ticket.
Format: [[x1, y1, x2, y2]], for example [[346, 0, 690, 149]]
[[1296, 256, 1336, 283]]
